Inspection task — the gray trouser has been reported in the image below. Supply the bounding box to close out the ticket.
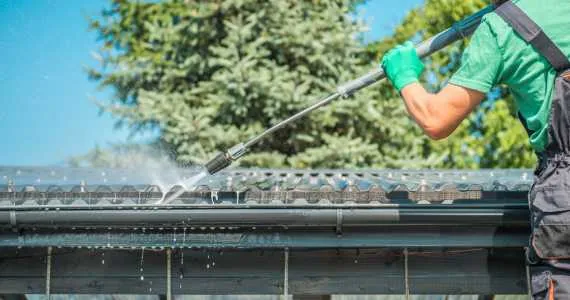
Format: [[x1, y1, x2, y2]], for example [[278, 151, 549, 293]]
[[530, 262, 570, 299], [528, 161, 570, 299]]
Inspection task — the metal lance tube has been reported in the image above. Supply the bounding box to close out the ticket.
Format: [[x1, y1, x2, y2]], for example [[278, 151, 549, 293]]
[[204, 5, 495, 175]]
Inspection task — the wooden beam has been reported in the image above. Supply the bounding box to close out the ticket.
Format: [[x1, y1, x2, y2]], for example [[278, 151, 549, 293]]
[[0, 247, 527, 295]]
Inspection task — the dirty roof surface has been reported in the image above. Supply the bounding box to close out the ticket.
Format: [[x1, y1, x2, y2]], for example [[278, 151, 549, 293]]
[[0, 167, 533, 206]]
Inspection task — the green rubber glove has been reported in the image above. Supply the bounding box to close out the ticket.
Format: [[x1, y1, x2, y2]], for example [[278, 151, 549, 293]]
[[381, 41, 425, 92]]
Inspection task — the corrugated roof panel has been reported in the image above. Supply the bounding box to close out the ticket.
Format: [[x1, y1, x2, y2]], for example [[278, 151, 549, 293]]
[[0, 167, 531, 207]]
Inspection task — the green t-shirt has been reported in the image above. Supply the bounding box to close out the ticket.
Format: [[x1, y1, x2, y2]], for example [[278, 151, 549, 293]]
[[449, 0, 570, 152]]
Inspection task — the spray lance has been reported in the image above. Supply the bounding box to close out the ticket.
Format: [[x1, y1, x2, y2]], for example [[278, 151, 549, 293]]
[[204, 5, 495, 175]]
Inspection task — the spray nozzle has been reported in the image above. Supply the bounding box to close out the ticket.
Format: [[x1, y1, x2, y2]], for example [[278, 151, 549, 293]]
[[205, 143, 247, 175]]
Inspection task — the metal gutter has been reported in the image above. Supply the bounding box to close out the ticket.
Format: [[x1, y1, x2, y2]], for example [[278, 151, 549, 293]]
[[0, 205, 529, 228], [0, 226, 528, 248]]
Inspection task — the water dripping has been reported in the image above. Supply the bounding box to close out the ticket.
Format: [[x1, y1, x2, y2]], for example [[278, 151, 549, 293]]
[[206, 252, 217, 269], [139, 248, 145, 281], [173, 227, 177, 244], [354, 248, 360, 264], [101, 252, 105, 265], [178, 247, 186, 289]]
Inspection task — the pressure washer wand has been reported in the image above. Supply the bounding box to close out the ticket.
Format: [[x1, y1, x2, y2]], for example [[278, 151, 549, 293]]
[[204, 5, 495, 175]]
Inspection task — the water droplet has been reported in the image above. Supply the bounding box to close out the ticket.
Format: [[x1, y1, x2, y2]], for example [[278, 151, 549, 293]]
[[212, 262, 215, 266], [354, 259, 358, 264], [139, 248, 145, 281], [206, 264, 210, 269]]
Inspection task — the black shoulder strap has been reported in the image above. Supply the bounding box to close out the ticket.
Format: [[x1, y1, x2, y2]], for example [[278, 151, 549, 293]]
[[496, 1, 570, 72]]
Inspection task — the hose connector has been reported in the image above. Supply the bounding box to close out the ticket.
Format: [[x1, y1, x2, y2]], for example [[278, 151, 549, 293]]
[[204, 143, 248, 175]]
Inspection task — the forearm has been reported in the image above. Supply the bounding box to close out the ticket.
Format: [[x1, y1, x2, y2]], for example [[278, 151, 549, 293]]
[[400, 83, 448, 139], [381, 42, 484, 139], [400, 83, 483, 140]]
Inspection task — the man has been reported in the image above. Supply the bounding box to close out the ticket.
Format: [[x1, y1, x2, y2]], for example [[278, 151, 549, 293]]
[[381, 0, 570, 298]]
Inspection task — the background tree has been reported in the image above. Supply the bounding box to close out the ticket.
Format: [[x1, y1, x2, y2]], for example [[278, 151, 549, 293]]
[[87, 0, 535, 169]]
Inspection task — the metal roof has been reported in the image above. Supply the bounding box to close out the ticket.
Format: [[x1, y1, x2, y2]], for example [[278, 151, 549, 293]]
[[0, 167, 532, 206]]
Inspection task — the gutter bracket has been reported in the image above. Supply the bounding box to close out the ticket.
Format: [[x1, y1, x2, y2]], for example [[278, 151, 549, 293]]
[[336, 209, 343, 236], [9, 210, 17, 231]]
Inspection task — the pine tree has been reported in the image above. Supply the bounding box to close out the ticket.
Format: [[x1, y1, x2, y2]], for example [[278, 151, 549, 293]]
[[88, 0, 439, 169]]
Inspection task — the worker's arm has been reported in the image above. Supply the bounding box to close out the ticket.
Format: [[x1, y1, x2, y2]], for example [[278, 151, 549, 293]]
[[382, 42, 486, 140], [400, 83, 485, 140]]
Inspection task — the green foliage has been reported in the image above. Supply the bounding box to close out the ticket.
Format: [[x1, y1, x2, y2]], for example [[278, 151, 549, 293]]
[[88, 0, 536, 169]]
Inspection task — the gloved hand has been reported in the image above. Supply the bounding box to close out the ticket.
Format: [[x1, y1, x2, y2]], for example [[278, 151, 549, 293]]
[[381, 41, 425, 92]]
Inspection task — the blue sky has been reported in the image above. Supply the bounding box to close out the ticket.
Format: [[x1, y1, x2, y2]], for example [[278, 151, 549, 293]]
[[0, 0, 422, 166]]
